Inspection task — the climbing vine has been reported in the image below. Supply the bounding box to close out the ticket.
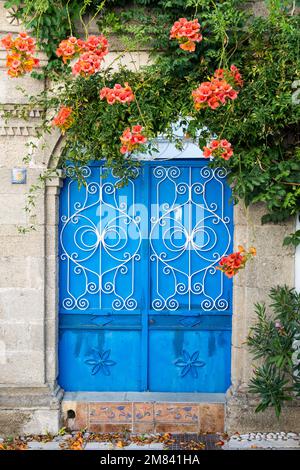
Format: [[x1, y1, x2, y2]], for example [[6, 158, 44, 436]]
[[2, 0, 300, 227]]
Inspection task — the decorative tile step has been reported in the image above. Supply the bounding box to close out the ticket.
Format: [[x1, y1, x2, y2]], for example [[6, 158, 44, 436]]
[[62, 395, 225, 434]]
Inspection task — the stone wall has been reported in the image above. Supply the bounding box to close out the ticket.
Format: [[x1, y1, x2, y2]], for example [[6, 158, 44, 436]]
[[227, 203, 299, 433], [0, 0, 298, 435]]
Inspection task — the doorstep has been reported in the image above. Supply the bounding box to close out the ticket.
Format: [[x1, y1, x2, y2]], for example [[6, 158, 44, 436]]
[[62, 392, 225, 434]]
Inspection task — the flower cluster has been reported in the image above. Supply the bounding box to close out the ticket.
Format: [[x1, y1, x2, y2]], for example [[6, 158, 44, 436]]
[[56, 35, 109, 76], [203, 139, 233, 161], [52, 106, 74, 134], [55, 36, 85, 63], [120, 125, 147, 154], [218, 246, 256, 278], [1, 32, 39, 77], [170, 18, 202, 52], [72, 52, 103, 77], [192, 66, 242, 111], [100, 83, 135, 105], [214, 65, 244, 88], [192, 77, 239, 110]]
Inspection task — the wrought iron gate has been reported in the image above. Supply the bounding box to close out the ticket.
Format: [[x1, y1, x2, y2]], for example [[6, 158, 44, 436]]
[[58, 160, 233, 392]]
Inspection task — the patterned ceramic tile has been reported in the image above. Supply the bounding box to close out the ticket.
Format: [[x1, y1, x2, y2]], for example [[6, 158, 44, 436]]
[[89, 402, 132, 424], [154, 403, 199, 424], [133, 403, 154, 422]]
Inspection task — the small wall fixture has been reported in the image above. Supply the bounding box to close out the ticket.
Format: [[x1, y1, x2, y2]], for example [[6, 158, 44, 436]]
[[11, 167, 27, 184]]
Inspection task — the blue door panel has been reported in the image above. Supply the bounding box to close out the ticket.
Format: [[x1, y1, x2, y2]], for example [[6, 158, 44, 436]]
[[59, 328, 142, 391], [58, 160, 233, 392], [149, 165, 232, 313], [148, 329, 231, 393]]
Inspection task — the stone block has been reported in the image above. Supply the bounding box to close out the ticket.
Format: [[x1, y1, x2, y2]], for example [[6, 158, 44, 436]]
[[0, 322, 44, 352], [0, 194, 27, 224], [233, 203, 248, 226], [0, 2, 22, 33], [247, 255, 294, 289], [27, 440, 61, 450], [226, 393, 300, 434], [199, 403, 224, 433], [0, 70, 45, 105], [23, 409, 61, 436], [254, 223, 295, 257], [0, 409, 31, 436], [125, 442, 164, 450], [102, 51, 151, 73], [0, 231, 44, 257], [0, 256, 45, 290], [85, 442, 113, 450], [0, 351, 45, 384], [0, 167, 43, 194], [0, 287, 44, 322]]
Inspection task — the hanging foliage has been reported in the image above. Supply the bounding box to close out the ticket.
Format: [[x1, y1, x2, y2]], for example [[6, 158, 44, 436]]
[[1, 0, 300, 227]]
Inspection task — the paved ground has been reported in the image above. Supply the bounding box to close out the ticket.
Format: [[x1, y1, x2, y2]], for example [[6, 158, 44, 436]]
[[0, 431, 299, 450], [0, 431, 223, 451]]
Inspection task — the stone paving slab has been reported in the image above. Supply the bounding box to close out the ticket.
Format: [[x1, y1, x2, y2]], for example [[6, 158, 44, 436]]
[[223, 432, 300, 450], [84, 442, 114, 450], [27, 441, 61, 450], [125, 443, 164, 450], [26, 440, 166, 451], [4, 431, 300, 451]]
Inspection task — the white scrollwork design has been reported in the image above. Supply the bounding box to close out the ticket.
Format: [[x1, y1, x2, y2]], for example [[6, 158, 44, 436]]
[[60, 163, 232, 313], [60, 166, 141, 311], [150, 165, 231, 311]]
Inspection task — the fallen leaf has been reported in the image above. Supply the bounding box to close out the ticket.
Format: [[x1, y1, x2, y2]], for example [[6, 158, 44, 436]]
[[215, 440, 225, 446]]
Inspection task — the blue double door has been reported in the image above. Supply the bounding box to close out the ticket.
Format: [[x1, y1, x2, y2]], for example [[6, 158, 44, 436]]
[[58, 160, 233, 392]]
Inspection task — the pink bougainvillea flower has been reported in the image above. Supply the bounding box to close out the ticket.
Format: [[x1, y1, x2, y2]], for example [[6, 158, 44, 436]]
[[217, 246, 256, 278], [203, 139, 234, 161], [52, 106, 74, 134], [1, 32, 39, 77], [170, 18, 202, 52], [100, 82, 135, 104], [120, 125, 147, 154]]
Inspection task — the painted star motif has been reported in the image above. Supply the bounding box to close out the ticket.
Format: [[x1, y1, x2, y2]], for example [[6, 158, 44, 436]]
[[175, 350, 205, 378], [85, 349, 116, 376]]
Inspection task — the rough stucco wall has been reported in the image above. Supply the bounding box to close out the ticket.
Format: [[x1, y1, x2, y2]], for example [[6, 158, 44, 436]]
[[0, 0, 298, 435]]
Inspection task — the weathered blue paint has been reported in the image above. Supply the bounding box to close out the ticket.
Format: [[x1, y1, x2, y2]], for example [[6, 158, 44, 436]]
[[58, 160, 233, 392]]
